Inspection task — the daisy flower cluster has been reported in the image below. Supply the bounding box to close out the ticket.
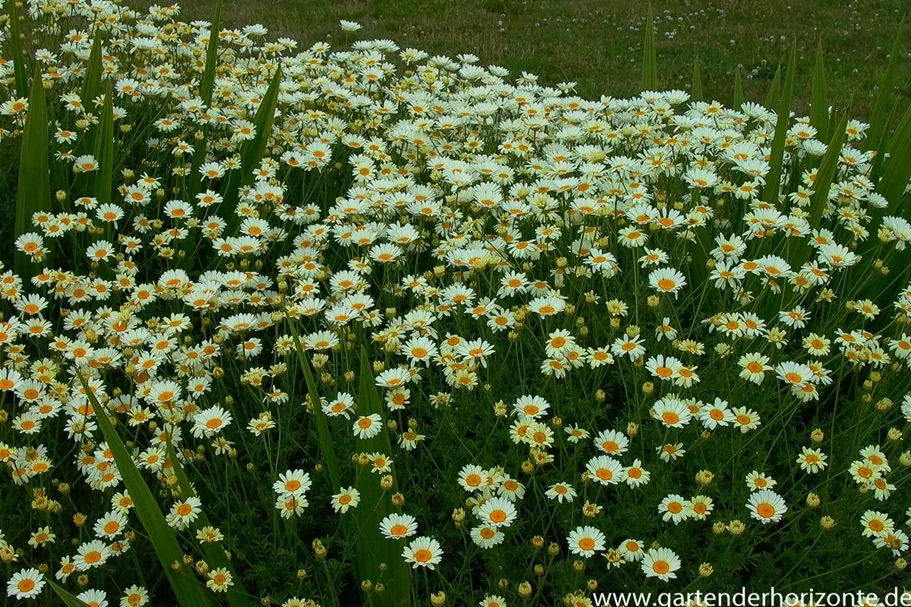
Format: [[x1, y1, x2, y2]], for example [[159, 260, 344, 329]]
[[1, 0, 911, 604]]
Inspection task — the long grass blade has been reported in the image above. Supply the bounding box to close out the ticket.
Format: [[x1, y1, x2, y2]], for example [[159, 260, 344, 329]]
[[223, 66, 283, 234], [764, 64, 782, 109], [93, 81, 114, 205], [733, 65, 744, 109], [691, 56, 703, 102], [810, 41, 828, 141], [6, 0, 29, 98], [82, 31, 103, 111], [641, 4, 657, 90], [761, 44, 796, 205], [353, 348, 412, 606], [871, 97, 901, 182], [875, 105, 911, 216], [241, 66, 282, 180], [47, 580, 91, 607], [76, 374, 214, 607], [165, 442, 254, 607], [287, 320, 342, 489], [866, 19, 903, 153], [14, 66, 51, 291], [808, 113, 847, 228], [187, 0, 223, 199]]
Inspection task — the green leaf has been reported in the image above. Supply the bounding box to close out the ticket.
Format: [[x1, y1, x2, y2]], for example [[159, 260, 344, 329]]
[[875, 105, 911, 216], [764, 64, 782, 109], [93, 81, 114, 206], [762, 44, 796, 205], [287, 320, 342, 490], [187, 0, 223, 200], [733, 65, 744, 109], [808, 113, 847, 229], [241, 67, 283, 180], [862, 106, 911, 310], [77, 31, 105, 157], [810, 41, 828, 141], [200, 3, 222, 108], [871, 97, 901, 182], [14, 66, 52, 291], [641, 3, 657, 90], [866, 19, 903, 153], [691, 57, 703, 102], [223, 66, 283, 234], [82, 31, 104, 110], [76, 374, 215, 607], [287, 327, 412, 606], [47, 580, 91, 607], [6, 0, 29, 98], [352, 348, 412, 607], [164, 441, 254, 607]]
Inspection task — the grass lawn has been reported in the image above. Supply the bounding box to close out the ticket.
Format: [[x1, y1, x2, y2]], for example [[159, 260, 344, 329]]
[[132, 0, 911, 117]]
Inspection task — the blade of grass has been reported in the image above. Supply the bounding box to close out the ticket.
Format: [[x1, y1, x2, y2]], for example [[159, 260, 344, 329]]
[[866, 19, 903, 153], [733, 65, 744, 109], [808, 112, 847, 230], [691, 57, 703, 103], [810, 41, 828, 141], [761, 43, 796, 206], [187, 0, 223, 200], [164, 441, 254, 607], [6, 0, 29, 98], [353, 348, 412, 606], [878, 106, 911, 205], [241, 67, 283, 181], [47, 580, 91, 607], [287, 320, 342, 489], [93, 82, 114, 205], [78, 31, 104, 156], [641, 3, 657, 90], [223, 66, 283, 234], [14, 66, 51, 292], [764, 64, 782, 109], [82, 32, 103, 113], [870, 105, 911, 226], [90, 81, 115, 248], [76, 374, 215, 607], [871, 97, 901, 182], [863, 106, 911, 312]]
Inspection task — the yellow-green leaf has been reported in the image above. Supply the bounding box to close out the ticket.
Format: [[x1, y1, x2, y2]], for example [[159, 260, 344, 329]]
[[733, 65, 744, 109], [353, 348, 412, 607], [6, 0, 29, 98], [76, 374, 215, 607], [14, 66, 52, 291], [764, 64, 782, 109], [866, 19, 903, 153], [641, 4, 657, 90], [223, 66, 283, 234], [691, 57, 703, 103], [762, 43, 796, 205], [164, 441, 254, 607], [808, 113, 847, 229], [288, 320, 342, 489], [187, 0, 223, 200], [47, 579, 91, 607], [810, 42, 828, 141], [82, 32, 104, 110]]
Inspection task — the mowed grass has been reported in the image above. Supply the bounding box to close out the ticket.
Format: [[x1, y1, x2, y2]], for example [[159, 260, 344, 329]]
[[131, 0, 911, 117]]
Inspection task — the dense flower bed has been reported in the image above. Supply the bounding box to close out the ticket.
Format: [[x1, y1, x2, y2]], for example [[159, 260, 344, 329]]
[[2, 1, 911, 605]]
